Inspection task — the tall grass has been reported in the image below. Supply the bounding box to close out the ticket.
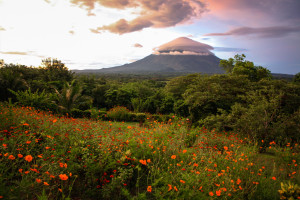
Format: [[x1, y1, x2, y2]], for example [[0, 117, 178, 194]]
[[0, 103, 299, 199]]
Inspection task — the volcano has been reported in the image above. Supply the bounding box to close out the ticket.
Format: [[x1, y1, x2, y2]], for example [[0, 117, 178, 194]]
[[100, 37, 224, 74]]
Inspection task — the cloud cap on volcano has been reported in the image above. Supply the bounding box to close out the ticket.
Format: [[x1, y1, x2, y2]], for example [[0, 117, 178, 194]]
[[153, 37, 214, 55]]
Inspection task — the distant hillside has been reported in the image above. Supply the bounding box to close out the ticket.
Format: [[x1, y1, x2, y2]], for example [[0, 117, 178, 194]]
[[98, 54, 224, 74]]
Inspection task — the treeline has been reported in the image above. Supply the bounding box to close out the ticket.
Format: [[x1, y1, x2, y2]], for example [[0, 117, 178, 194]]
[[0, 55, 299, 149]]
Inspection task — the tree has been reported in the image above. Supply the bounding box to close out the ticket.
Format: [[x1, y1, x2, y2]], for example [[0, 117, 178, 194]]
[[220, 54, 271, 81], [0, 64, 28, 101], [54, 80, 92, 114], [293, 72, 300, 83], [41, 58, 74, 87]]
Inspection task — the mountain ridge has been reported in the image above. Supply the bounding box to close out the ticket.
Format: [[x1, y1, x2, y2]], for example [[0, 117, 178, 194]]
[[98, 54, 224, 74]]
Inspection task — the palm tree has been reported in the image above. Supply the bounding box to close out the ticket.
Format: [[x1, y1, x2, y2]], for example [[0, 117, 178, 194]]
[[54, 80, 92, 114]]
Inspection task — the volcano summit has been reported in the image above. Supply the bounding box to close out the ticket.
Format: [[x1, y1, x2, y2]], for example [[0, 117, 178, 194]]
[[100, 37, 224, 74]]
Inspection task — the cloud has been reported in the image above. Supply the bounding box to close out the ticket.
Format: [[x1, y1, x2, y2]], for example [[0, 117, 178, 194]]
[[71, 0, 207, 34], [0, 26, 6, 31], [205, 0, 300, 23], [0, 51, 29, 55], [213, 47, 247, 52], [0, 51, 45, 58], [133, 43, 143, 48], [154, 37, 214, 54], [153, 51, 212, 56], [99, 18, 153, 34], [204, 26, 300, 38]]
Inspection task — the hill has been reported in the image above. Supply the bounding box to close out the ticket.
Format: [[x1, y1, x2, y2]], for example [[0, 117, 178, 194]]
[[99, 54, 224, 74]]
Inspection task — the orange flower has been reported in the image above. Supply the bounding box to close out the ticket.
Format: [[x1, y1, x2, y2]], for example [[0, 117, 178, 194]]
[[216, 190, 221, 196], [236, 178, 241, 185], [59, 174, 68, 181], [171, 155, 176, 159], [271, 177, 276, 180], [147, 159, 151, 163], [168, 184, 172, 191], [53, 119, 57, 123], [224, 146, 228, 151], [36, 178, 42, 183], [8, 155, 15, 160], [58, 188, 62, 192], [18, 154, 23, 158], [182, 150, 187, 153], [26, 141, 31, 144], [174, 186, 178, 191], [24, 155, 33, 162], [44, 182, 49, 186], [19, 169, 23, 173], [209, 191, 214, 196], [180, 180, 185, 184], [193, 163, 198, 167], [147, 186, 152, 192], [139, 160, 147, 165]]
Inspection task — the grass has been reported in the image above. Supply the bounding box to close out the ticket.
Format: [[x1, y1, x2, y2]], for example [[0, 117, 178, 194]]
[[0, 102, 299, 199]]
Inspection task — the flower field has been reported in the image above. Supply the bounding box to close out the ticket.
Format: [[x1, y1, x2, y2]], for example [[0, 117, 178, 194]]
[[0, 103, 299, 199]]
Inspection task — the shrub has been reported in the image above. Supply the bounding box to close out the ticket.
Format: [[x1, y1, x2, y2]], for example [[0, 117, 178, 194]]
[[106, 106, 132, 121], [9, 88, 57, 112]]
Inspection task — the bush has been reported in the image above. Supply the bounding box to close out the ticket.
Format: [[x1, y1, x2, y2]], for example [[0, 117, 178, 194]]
[[106, 106, 132, 121], [132, 113, 147, 122], [9, 88, 57, 112], [70, 108, 91, 118]]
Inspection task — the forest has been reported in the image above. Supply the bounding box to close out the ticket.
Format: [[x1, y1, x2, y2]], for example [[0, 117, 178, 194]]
[[1, 55, 299, 148], [0, 55, 299, 199]]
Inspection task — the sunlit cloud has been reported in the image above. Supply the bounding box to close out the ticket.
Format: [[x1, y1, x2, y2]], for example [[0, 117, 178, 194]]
[[0, 51, 45, 58], [0, 51, 29, 55], [133, 43, 143, 48], [70, 0, 207, 34], [204, 26, 300, 38]]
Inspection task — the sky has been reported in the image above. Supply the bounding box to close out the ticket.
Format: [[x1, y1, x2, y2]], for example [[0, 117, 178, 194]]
[[0, 0, 299, 74]]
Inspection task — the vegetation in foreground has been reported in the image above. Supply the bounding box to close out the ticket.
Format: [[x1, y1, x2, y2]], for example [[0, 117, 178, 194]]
[[0, 103, 299, 199]]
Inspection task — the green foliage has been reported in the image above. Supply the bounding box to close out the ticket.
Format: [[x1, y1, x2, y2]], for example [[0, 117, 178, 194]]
[[9, 88, 57, 111], [41, 57, 73, 84], [293, 72, 300, 83], [220, 54, 271, 81], [106, 106, 132, 121], [0, 64, 28, 101], [54, 80, 92, 114], [278, 181, 300, 200], [183, 74, 250, 122]]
